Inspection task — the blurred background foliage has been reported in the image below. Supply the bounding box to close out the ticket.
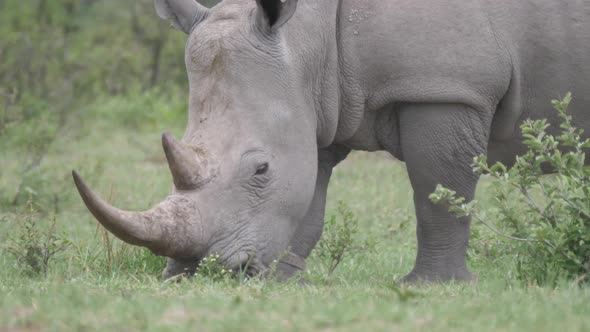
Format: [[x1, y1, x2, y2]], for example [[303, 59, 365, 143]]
[[0, 0, 220, 209]]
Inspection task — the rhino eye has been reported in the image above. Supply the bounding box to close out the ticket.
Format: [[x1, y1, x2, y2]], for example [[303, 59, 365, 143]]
[[254, 163, 269, 176]]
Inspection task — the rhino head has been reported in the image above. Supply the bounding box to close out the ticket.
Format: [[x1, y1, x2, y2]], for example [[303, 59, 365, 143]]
[[73, 0, 319, 279]]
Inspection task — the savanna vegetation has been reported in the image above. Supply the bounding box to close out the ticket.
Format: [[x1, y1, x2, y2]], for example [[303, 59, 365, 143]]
[[1, 1, 589, 331]]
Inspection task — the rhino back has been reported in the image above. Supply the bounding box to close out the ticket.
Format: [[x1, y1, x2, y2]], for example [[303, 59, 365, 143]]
[[485, 0, 590, 141], [335, 0, 512, 144], [334, 0, 589, 153]]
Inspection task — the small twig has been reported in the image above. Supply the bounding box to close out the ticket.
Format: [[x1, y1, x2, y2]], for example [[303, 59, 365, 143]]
[[163, 273, 186, 284], [538, 182, 559, 227], [571, 274, 587, 286], [518, 185, 548, 221], [472, 214, 544, 244], [562, 197, 590, 221]]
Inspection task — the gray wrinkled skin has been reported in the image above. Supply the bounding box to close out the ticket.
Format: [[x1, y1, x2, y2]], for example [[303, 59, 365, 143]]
[[75, 0, 590, 283]]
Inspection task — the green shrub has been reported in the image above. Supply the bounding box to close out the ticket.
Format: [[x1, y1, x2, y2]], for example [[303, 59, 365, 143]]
[[5, 195, 70, 277], [430, 93, 590, 285], [75, 225, 165, 277], [195, 254, 233, 282], [314, 201, 376, 276]]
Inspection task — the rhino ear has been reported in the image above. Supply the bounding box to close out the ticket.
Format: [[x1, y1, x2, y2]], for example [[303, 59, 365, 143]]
[[154, 0, 210, 34], [255, 0, 298, 32]]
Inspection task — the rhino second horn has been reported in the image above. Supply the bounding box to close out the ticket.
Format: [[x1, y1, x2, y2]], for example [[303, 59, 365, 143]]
[[162, 133, 203, 190], [154, 0, 210, 34]]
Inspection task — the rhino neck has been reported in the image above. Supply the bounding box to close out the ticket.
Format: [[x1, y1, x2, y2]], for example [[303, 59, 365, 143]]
[[282, 0, 344, 148], [283, 0, 375, 148]]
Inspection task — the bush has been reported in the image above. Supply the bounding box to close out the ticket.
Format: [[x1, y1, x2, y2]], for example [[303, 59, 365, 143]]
[[76, 225, 165, 276], [195, 254, 233, 282], [430, 93, 590, 285], [314, 201, 376, 276], [6, 195, 70, 277]]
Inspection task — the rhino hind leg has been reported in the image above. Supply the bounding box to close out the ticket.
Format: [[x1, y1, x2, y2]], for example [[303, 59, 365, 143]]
[[396, 103, 493, 283]]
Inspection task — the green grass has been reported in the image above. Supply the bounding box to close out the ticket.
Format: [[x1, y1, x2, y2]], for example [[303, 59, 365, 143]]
[[1, 98, 589, 331]]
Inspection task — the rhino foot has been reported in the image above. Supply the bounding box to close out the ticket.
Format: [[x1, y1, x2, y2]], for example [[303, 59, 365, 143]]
[[400, 269, 477, 285]]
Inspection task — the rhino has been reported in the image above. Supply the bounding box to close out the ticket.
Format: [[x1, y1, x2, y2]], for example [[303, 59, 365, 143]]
[[72, 0, 590, 283]]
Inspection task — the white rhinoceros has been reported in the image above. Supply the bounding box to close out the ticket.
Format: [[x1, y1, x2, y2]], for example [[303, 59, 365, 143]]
[[73, 0, 590, 283]]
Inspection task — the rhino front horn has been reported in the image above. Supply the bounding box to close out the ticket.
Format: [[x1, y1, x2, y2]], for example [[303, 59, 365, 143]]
[[72, 170, 207, 257], [162, 133, 204, 190]]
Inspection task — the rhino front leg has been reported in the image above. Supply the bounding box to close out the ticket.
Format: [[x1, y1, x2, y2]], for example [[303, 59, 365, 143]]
[[398, 103, 492, 283], [278, 145, 350, 277]]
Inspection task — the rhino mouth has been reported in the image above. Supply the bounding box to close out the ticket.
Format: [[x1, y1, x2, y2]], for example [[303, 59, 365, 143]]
[[162, 251, 261, 281], [221, 250, 262, 277]]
